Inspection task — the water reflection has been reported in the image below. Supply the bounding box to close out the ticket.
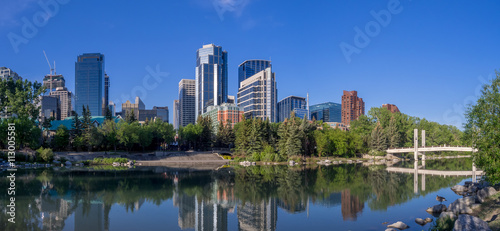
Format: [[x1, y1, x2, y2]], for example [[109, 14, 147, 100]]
[[0, 160, 472, 231]]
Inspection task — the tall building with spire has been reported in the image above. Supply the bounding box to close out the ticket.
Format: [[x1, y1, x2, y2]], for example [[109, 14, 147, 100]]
[[195, 44, 228, 117]]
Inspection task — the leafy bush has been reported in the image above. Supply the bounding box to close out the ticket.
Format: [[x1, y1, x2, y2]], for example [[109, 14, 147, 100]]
[[36, 147, 54, 162], [251, 152, 261, 162], [89, 157, 129, 165], [428, 217, 454, 231]]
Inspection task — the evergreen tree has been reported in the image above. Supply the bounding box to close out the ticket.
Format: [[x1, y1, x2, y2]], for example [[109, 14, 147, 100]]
[[105, 107, 113, 121], [370, 123, 388, 152]]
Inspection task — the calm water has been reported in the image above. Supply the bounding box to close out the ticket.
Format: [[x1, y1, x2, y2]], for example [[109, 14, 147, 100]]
[[0, 158, 476, 231]]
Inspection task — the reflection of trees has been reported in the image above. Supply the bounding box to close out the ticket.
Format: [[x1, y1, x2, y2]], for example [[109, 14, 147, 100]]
[[341, 189, 364, 221]]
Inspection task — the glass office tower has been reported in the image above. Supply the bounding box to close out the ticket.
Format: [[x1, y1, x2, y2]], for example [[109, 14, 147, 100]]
[[75, 53, 105, 116], [277, 96, 307, 122], [195, 44, 228, 117], [238, 60, 271, 89], [310, 102, 342, 123]]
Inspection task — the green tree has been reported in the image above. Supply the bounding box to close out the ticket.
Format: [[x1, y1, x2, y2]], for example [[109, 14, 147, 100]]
[[465, 71, 500, 183], [370, 123, 387, 152], [125, 109, 136, 123], [100, 120, 119, 151], [0, 79, 44, 120], [117, 121, 140, 151], [53, 125, 70, 151]]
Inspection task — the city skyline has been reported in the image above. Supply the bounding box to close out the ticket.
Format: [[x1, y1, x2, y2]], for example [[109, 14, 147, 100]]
[[1, 1, 500, 128]]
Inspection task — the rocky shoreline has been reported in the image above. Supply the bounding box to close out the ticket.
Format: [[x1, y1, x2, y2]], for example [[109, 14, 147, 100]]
[[384, 180, 499, 231]]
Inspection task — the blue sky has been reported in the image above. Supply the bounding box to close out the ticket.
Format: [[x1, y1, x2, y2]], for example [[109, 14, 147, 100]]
[[1, 0, 499, 128]]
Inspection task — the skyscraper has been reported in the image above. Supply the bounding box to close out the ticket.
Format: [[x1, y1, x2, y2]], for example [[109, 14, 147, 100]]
[[43, 74, 65, 92], [0, 67, 21, 81], [49, 87, 72, 120], [75, 53, 105, 116], [310, 102, 342, 123], [237, 67, 277, 122], [238, 60, 271, 89], [195, 44, 228, 117], [103, 73, 110, 114], [341, 90, 365, 126], [173, 99, 179, 130], [277, 95, 307, 122], [179, 79, 196, 127]]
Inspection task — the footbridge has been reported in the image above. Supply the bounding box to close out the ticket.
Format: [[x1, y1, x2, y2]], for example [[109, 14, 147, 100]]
[[386, 129, 477, 160]]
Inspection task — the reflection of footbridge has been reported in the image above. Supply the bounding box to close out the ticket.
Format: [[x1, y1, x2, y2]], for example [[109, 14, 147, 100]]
[[386, 167, 483, 177]]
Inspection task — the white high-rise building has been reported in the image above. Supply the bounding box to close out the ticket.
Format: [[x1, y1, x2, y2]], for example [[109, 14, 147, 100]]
[[49, 87, 72, 120], [179, 79, 196, 127], [173, 99, 180, 130], [237, 67, 278, 122], [0, 67, 21, 81]]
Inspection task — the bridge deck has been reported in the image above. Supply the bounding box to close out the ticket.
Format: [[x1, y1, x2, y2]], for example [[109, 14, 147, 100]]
[[386, 167, 483, 176]]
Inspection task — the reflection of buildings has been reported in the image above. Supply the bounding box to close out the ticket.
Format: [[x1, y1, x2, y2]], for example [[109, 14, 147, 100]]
[[277, 199, 306, 214], [173, 192, 196, 229], [195, 198, 229, 231], [312, 193, 342, 207], [173, 175, 235, 231], [37, 196, 73, 231], [237, 198, 277, 231], [341, 189, 364, 221], [75, 203, 105, 231]]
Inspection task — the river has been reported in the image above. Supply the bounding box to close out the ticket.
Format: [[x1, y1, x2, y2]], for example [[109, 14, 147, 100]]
[[0, 158, 477, 231]]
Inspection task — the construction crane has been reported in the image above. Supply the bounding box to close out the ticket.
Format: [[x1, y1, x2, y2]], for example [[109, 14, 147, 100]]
[[43, 50, 54, 93]]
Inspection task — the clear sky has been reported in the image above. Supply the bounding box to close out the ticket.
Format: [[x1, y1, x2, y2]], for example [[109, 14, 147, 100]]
[[1, 0, 499, 129]]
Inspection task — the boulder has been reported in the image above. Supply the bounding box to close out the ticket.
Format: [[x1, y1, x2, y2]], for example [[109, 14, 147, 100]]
[[448, 197, 477, 214], [385, 229, 398, 231], [426, 204, 447, 213], [415, 218, 426, 226], [289, 160, 296, 166], [112, 162, 120, 167], [453, 214, 491, 231], [451, 185, 467, 193], [387, 221, 409, 230], [439, 211, 457, 221], [424, 218, 433, 223], [477, 186, 497, 203]]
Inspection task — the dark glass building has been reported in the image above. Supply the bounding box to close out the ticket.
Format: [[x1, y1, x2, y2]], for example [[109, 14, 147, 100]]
[[277, 95, 307, 122], [195, 44, 228, 117], [75, 53, 105, 116], [310, 102, 341, 123], [238, 60, 271, 89], [103, 73, 109, 114]]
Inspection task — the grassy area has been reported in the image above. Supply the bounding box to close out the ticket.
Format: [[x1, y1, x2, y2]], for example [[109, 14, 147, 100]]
[[83, 157, 131, 166]]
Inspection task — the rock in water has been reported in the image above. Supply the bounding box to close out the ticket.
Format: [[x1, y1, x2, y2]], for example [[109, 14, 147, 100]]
[[451, 185, 468, 193], [385, 229, 398, 231], [477, 186, 498, 203], [387, 221, 409, 230], [426, 204, 447, 213], [453, 214, 491, 231], [415, 218, 426, 226], [424, 217, 433, 223]]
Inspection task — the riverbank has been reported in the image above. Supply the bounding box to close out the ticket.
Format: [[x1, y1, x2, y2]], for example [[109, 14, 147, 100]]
[[429, 181, 500, 231]]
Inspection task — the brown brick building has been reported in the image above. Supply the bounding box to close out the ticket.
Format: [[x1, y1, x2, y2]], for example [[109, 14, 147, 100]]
[[382, 104, 400, 113], [341, 90, 365, 126]]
